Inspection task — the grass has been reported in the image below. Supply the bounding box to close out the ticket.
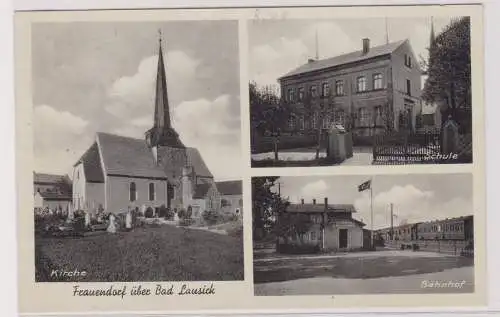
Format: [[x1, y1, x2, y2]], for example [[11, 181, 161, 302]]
[[253, 255, 474, 284], [35, 225, 244, 282]]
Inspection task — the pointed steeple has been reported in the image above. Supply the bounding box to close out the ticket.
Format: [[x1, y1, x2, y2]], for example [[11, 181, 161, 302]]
[[145, 30, 184, 149], [430, 16, 436, 47]]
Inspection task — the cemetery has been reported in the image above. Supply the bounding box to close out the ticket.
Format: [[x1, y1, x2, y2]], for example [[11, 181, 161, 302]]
[[34, 203, 244, 282]]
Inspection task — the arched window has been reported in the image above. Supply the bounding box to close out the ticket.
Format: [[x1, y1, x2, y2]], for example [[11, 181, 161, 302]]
[[149, 183, 155, 201], [129, 182, 137, 202]]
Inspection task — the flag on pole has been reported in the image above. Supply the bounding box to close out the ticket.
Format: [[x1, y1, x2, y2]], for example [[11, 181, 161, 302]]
[[358, 180, 371, 192]]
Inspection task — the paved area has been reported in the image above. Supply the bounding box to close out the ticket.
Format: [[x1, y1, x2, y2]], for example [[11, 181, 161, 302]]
[[254, 266, 474, 295], [251, 146, 373, 165]]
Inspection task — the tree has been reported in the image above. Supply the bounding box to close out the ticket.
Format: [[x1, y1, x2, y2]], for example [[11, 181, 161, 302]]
[[274, 212, 314, 245], [422, 17, 471, 132], [252, 177, 288, 241]]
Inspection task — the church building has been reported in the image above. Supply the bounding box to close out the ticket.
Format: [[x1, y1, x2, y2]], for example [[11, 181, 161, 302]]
[[72, 37, 218, 217]]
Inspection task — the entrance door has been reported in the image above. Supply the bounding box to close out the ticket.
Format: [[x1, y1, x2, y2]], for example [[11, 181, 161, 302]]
[[339, 229, 348, 249]]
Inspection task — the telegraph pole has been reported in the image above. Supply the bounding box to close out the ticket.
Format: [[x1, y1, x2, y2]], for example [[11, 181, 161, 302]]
[[390, 203, 394, 241]]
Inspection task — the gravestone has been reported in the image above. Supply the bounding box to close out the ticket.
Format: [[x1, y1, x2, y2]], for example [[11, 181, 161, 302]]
[[125, 211, 132, 229], [67, 204, 74, 221], [84, 211, 90, 227], [107, 214, 117, 233], [442, 116, 459, 155], [140, 204, 146, 217], [173, 210, 180, 222]]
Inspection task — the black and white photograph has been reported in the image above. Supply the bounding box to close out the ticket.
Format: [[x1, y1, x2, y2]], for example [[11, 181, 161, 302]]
[[32, 20, 244, 282], [252, 174, 475, 295], [249, 17, 472, 167]]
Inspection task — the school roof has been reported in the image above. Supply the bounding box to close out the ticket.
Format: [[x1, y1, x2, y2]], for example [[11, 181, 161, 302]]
[[279, 40, 406, 80], [286, 203, 357, 213], [74, 132, 213, 181], [216, 180, 242, 196]]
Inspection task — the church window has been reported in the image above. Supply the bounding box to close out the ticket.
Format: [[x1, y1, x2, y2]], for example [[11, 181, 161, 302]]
[[129, 182, 137, 202], [149, 183, 155, 201]]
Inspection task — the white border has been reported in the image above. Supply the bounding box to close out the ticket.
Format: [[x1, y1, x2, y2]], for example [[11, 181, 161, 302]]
[[3, 0, 499, 316]]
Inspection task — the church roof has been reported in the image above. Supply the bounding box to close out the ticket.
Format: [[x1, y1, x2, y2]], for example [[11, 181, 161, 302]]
[[193, 183, 212, 199], [279, 40, 406, 80], [85, 132, 213, 180], [186, 148, 213, 178], [97, 132, 169, 180], [74, 142, 105, 183], [216, 180, 242, 196]]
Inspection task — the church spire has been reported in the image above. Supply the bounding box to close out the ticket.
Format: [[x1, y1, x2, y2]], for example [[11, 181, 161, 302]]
[[430, 16, 436, 47], [145, 30, 184, 149], [154, 30, 171, 130]]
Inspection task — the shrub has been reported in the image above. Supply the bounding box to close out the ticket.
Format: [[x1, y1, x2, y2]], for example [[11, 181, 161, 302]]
[[202, 209, 219, 225], [186, 206, 193, 219], [178, 208, 188, 220], [164, 207, 174, 220], [145, 207, 154, 218]]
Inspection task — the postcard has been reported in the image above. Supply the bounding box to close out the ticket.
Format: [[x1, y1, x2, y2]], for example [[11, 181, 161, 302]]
[[15, 4, 486, 314]]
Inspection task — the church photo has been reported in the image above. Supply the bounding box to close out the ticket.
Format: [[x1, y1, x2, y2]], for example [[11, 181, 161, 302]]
[[32, 20, 244, 282]]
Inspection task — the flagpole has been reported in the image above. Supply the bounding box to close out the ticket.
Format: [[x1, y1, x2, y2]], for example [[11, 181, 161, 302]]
[[370, 177, 374, 249]]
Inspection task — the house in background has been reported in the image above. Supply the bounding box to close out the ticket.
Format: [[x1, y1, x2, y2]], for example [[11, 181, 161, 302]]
[[278, 38, 423, 144], [216, 180, 243, 216], [277, 198, 366, 252], [72, 36, 218, 217], [33, 172, 72, 213]]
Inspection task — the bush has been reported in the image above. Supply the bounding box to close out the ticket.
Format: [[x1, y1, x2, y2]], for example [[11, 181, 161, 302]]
[[178, 208, 192, 220], [186, 206, 193, 219], [202, 209, 219, 225], [145, 207, 154, 218]]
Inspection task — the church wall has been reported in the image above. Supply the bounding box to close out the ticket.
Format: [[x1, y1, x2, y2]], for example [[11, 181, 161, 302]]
[[85, 182, 105, 215], [106, 175, 168, 214]]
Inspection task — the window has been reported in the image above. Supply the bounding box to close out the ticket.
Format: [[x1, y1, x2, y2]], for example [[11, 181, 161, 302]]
[[288, 117, 296, 130], [356, 76, 367, 92], [335, 110, 345, 126], [405, 54, 412, 68], [310, 231, 317, 240], [299, 116, 305, 130], [406, 79, 411, 96], [322, 114, 330, 129], [310, 85, 318, 98], [311, 112, 318, 129], [298, 87, 305, 101], [76, 171, 79, 179], [239, 198, 243, 207], [129, 182, 137, 202], [322, 82, 330, 97], [358, 107, 370, 126], [335, 80, 344, 96], [149, 183, 155, 201], [374, 106, 382, 124], [373, 73, 383, 90], [288, 88, 295, 102]]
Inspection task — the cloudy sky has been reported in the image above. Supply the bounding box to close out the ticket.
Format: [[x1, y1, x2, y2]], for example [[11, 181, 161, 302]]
[[273, 173, 472, 230], [249, 16, 456, 89], [32, 21, 240, 181]]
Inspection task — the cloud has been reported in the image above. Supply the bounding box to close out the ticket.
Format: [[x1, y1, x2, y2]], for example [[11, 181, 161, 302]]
[[300, 180, 329, 201], [249, 21, 354, 89], [173, 95, 241, 180], [353, 185, 472, 230], [105, 50, 202, 120], [34, 105, 92, 175]]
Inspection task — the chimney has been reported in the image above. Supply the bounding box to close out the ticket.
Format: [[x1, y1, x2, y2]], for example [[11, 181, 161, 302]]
[[307, 58, 316, 63], [312, 199, 316, 205], [324, 197, 328, 206], [301, 198, 304, 205], [362, 38, 370, 54]]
